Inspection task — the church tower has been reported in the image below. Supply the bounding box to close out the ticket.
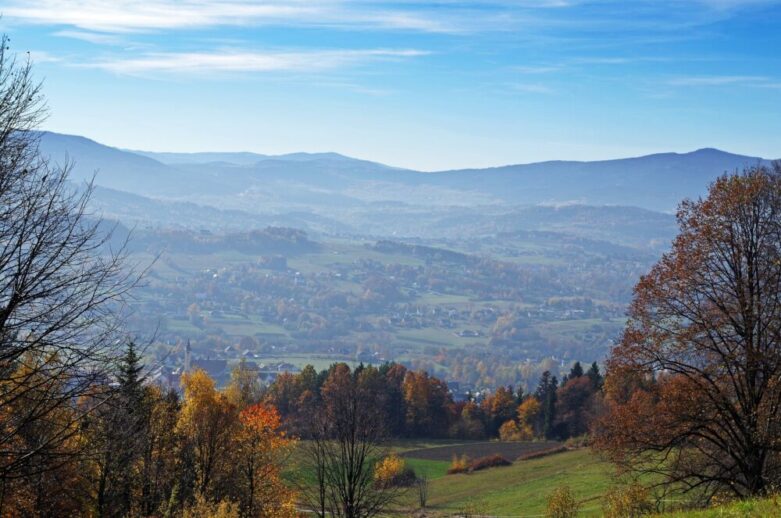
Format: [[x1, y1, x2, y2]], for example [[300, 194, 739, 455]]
[[184, 339, 192, 373]]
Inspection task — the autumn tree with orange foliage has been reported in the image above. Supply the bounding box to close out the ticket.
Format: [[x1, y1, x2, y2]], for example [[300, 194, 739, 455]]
[[595, 164, 781, 500], [402, 370, 454, 437], [481, 386, 517, 436], [232, 403, 296, 517]]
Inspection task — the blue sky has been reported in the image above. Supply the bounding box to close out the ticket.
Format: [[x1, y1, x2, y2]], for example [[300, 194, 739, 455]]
[[1, 0, 779, 170]]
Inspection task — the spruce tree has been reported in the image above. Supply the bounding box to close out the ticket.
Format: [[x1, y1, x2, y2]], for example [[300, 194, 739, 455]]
[[534, 371, 558, 439], [586, 362, 603, 389]]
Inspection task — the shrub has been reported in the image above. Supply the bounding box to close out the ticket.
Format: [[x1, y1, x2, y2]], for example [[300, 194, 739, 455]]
[[447, 454, 470, 475], [545, 485, 580, 518], [374, 454, 417, 488], [183, 494, 240, 518], [564, 434, 590, 449], [602, 483, 652, 518], [468, 454, 512, 472]]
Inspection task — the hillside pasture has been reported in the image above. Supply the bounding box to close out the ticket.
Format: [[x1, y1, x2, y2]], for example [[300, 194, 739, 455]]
[[397, 448, 614, 516]]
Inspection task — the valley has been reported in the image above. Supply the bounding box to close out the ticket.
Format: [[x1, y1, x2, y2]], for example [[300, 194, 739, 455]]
[[36, 130, 774, 391]]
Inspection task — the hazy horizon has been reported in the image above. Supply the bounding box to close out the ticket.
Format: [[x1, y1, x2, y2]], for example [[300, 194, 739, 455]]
[[2, 0, 780, 170], [39, 129, 778, 173]]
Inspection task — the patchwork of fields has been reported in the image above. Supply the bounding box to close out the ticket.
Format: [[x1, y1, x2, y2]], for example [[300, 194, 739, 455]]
[[129, 231, 639, 391]]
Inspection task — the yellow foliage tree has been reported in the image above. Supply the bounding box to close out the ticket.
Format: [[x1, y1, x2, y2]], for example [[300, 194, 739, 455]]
[[517, 397, 543, 439], [499, 420, 531, 442], [178, 369, 238, 498]]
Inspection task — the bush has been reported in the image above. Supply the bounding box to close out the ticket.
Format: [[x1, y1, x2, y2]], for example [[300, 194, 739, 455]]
[[447, 454, 470, 475], [468, 454, 512, 472], [564, 434, 590, 449], [545, 485, 580, 518], [374, 454, 417, 488], [602, 483, 652, 517], [183, 494, 240, 518]]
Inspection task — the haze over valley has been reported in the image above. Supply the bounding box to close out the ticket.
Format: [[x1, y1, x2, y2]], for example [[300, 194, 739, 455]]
[[38, 131, 774, 391]]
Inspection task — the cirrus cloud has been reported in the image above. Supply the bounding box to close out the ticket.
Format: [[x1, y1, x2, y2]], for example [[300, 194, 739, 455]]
[[81, 48, 430, 75]]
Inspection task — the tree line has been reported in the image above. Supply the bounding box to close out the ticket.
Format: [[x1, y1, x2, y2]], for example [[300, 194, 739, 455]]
[[2, 342, 296, 516], [264, 360, 603, 443]]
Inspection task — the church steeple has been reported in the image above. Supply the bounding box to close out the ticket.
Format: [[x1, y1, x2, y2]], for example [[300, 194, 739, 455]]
[[184, 339, 191, 373]]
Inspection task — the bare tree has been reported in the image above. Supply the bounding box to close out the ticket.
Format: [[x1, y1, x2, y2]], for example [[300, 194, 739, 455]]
[[416, 471, 429, 510], [0, 35, 138, 494], [298, 413, 331, 518], [300, 364, 404, 518]]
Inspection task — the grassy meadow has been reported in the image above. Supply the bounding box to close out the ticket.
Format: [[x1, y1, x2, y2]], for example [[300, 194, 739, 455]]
[[397, 447, 613, 517], [287, 440, 779, 517], [288, 440, 617, 517]]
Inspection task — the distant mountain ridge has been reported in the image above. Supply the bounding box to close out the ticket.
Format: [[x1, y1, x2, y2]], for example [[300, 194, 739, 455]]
[[132, 149, 376, 167], [33, 131, 774, 245], [37, 131, 772, 212]]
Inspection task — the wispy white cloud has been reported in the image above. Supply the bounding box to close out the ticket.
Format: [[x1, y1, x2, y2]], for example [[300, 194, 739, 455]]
[[7, 0, 778, 38], [667, 75, 769, 86], [81, 48, 429, 75], [4, 0, 476, 34], [27, 50, 62, 64], [5, 1, 319, 33], [53, 30, 126, 45]]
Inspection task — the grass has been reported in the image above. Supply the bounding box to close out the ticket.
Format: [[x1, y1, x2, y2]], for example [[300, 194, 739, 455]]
[[286, 436, 781, 517], [658, 496, 781, 517], [396, 448, 614, 516], [405, 458, 450, 480]]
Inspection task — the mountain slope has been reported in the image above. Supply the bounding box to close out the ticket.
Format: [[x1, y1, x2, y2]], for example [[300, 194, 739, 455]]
[[36, 132, 192, 196], [429, 148, 770, 210], [37, 131, 775, 213]]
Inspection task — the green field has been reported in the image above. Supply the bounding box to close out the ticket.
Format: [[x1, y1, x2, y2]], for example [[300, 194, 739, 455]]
[[287, 440, 777, 517], [398, 448, 614, 516], [288, 441, 613, 515]]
